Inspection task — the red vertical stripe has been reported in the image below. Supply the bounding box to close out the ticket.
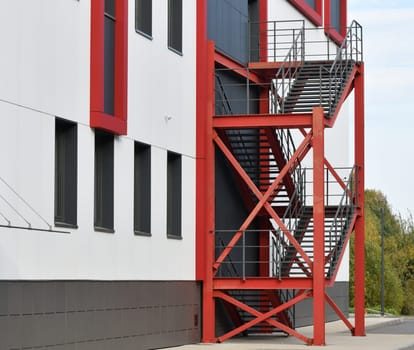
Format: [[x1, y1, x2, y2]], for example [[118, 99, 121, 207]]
[[90, 0, 128, 135]]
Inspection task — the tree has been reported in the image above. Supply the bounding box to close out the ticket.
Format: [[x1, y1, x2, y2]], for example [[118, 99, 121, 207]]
[[349, 189, 414, 314]]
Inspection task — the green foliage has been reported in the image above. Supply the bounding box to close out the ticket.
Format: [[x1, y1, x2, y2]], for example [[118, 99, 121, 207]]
[[349, 189, 414, 315]]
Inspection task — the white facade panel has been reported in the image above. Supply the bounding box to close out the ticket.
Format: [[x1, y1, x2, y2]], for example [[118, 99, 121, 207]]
[[0, 0, 90, 124], [128, 1, 196, 157], [0, 1, 197, 281]]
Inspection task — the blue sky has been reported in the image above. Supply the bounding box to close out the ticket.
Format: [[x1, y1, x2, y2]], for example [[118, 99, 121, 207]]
[[349, 0, 414, 215]]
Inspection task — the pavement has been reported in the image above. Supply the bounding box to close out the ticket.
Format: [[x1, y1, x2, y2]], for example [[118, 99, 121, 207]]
[[168, 317, 414, 350]]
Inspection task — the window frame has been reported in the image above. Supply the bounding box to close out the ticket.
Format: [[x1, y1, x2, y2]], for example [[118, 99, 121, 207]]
[[94, 130, 115, 233], [166, 151, 182, 239], [54, 118, 78, 228], [168, 0, 183, 55], [134, 142, 152, 236], [288, 0, 323, 27], [325, 0, 347, 45], [135, 0, 153, 39], [90, 0, 128, 135]]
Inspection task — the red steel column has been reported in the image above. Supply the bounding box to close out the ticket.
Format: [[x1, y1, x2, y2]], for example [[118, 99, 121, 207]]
[[196, 0, 216, 341], [312, 107, 326, 345], [354, 64, 365, 336], [202, 40, 217, 343]]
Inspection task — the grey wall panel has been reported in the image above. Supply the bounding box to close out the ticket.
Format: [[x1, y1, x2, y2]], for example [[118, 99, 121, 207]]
[[0, 280, 201, 350], [208, 0, 249, 63], [294, 281, 349, 327]]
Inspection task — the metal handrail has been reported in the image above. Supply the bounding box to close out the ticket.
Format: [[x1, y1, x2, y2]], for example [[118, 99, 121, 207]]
[[324, 20, 363, 116], [273, 26, 305, 113], [325, 166, 358, 277]]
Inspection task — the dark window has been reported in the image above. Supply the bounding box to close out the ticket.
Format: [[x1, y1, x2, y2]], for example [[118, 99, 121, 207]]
[[305, 0, 316, 9], [330, 0, 341, 33], [104, 0, 115, 115], [94, 130, 114, 232], [134, 142, 151, 235], [167, 151, 182, 238], [168, 0, 182, 54], [55, 119, 77, 227], [135, 0, 152, 37]]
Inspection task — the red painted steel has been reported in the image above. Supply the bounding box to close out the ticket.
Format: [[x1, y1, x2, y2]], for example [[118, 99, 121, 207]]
[[212, 133, 313, 272], [202, 41, 217, 343], [215, 290, 312, 344], [325, 293, 355, 332], [325, 65, 358, 127], [213, 277, 313, 290], [215, 51, 261, 84], [312, 107, 326, 346], [195, 0, 207, 282], [90, 0, 127, 135], [213, 114, 313, 129], [354, 64, 365, 336], [288, 0, 323, 26], [328, 213, 358, 283], [200, 3, 364, 341]]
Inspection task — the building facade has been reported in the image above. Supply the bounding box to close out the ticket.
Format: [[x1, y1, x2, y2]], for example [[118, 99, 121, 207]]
[[0, 0, 364, 349]]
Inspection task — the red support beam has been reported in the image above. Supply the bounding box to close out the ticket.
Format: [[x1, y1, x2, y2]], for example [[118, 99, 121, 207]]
[[213, 277, 313, 290], [213, 114, 313, 129], [325, 293, 355, 333], [312, 107, 326, 346], [212, 132, 313, 272], [354, 64, 365, 337], [214, 51, 261, 84], [202, 40, 217, 343], [325, 65, 358, 128]]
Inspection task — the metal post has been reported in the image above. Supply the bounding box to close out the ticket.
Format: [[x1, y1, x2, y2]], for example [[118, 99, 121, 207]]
[[354, 63, 365, 336], [380, 206, 385, 316], [312, 107, 326, 346], [242, 230, 246, 280]]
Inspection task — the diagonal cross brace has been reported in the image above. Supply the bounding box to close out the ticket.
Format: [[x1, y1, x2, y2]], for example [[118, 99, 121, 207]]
[[213, 131, 313, 273], [214, 290, 312, 344]]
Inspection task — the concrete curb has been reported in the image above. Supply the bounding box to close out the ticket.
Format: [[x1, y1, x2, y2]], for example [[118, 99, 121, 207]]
[[365, 317, 402, 331]]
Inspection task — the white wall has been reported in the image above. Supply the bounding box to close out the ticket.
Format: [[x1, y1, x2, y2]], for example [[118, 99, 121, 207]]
[[0, 0, 196, 281]]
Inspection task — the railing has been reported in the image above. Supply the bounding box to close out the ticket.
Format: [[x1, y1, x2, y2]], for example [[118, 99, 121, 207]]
[[215, 74, 258, 181], [272, 26, 305, 114], [215, 21, 363, 116], [272, 167, 306, 279], [214, 166, 358, 279], [249, 20, 305, 62], [320, 20, 363, 117], [325, 166, 358, 277]]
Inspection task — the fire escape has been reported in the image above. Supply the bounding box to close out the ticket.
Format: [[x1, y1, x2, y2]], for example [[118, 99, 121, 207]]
[[199, 20, 365, 346]]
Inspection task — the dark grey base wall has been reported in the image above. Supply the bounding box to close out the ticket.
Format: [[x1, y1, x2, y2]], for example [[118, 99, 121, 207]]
[[294, 281, 349, 327], [0, 280, 201, 350]]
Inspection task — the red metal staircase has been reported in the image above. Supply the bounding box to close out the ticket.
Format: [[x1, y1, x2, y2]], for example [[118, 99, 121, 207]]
[[198, 20, 365, 346]]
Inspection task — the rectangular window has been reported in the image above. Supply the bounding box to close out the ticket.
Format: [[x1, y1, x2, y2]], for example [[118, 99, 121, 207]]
[[305, 0, 316, 8], [104, 0, 115, 115], [168, 0, 183, 54], [55, 119, 78, 227], [325, 0, 347, 44], [330, 0, 341, 33], [134, 142, 151, 235], [94, 130, 114, 232], [135, 0, 152, 38], [167, 151, 182, 238]]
